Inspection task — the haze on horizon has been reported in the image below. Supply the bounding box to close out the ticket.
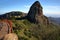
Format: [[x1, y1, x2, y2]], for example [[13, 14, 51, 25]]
[[0, 0, 60, 17]]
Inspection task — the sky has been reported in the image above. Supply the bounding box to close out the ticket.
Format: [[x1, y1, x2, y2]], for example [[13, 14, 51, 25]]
[[0, 0, 60, 17]]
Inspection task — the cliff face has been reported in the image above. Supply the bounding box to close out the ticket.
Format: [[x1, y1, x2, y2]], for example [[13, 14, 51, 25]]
[[26, 1, 49, 25], [27, 1, 43, 23]]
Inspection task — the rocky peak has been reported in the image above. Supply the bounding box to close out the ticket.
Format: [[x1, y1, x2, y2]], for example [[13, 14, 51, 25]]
[[27, 1, 43, 23], [26, 1, 49, 25]]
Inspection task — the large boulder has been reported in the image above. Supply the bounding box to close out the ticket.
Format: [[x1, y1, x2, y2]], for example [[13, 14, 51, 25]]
[[0, 20, 12, 40], [4, 33, 18, 40], [26, 1, 49, 25]]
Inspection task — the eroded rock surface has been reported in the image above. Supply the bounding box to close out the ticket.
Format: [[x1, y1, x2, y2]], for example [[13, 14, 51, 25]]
[[26, 1, 49, 25], [27, 1, 43, 23], [4, 33, 18, 40], [0, 20, 13, 40]]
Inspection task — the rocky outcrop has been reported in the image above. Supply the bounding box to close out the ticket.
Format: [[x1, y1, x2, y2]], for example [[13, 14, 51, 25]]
[[0, 20, 13, 40], [4, 33, 18, 40], [26, 1, 49, 25], [26, 1, 43, 23]]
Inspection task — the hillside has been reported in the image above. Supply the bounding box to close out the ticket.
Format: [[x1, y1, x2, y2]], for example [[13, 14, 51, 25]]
[[0, 1, 60, 40], [12, 19, 60, 40]]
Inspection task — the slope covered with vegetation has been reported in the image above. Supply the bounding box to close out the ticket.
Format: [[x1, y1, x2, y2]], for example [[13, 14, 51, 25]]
[[12, 19, 60, 40]]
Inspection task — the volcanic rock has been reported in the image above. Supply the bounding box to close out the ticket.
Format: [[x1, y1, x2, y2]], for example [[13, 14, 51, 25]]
[[26, 1, 43, 23], [26, 1, 49, 25]]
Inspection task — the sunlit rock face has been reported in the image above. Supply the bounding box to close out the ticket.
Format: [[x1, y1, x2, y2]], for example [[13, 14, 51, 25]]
[[4, 33, 18, 40], [0, 20, 13, 40], [27, 1, 43, 23], [26, 1, 49, 25]]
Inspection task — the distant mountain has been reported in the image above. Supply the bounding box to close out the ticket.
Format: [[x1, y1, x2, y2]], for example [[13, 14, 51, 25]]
[[48, 17, 60, 25], [0, 11, 27, 19]]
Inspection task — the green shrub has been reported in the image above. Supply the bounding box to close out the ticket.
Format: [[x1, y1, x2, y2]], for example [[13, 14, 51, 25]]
[[18, 36, 28, 40], [24, 29, 32, 38]]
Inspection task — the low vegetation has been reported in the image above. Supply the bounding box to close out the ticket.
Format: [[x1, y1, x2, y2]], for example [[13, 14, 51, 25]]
[[12, 19, 60, 40]]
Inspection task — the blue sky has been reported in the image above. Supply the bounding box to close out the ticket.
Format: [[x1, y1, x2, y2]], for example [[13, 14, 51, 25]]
[[0, 0, 60, 17]]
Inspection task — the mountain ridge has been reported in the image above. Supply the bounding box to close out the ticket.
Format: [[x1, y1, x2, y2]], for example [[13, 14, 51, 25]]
[[48, 17, 60, 25]]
